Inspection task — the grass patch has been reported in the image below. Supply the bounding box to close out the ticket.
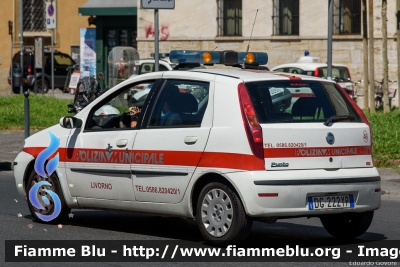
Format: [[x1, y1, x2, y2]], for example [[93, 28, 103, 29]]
[[0, 95, 71, 130], [365, 109, 400, 168]]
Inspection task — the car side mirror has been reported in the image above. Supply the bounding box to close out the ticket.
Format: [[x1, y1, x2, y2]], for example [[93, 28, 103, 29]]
[[59, 116, 83, 129]]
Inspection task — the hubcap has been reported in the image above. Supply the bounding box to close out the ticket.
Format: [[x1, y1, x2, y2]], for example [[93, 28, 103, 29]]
[[29, 174, 56, 215], [201, 188, 233, 237]]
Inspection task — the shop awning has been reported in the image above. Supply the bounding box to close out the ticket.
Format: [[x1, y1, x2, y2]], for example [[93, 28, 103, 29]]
[[78, 0, 137, 16]]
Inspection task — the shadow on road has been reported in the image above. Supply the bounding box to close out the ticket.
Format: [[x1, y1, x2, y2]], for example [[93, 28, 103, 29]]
[[0, 162, 12, 171], [24, 209, 386, 247]]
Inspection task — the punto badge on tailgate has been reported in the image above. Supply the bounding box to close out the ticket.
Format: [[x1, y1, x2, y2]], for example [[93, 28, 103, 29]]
[[326, 132, 335, 145]]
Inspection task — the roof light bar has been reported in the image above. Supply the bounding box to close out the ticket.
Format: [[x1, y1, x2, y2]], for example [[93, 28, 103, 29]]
[[169, 50, 220, 64], [237, 52, 268, 65], [169, 50, 269, 66]]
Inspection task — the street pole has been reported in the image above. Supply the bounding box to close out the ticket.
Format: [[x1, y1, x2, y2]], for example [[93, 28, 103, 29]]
[[24, 91, 30, 138], [51, 29, 54, 96], [368, 0, 376, 112], [397, 0, 400, 110], [19, 0, 23, 94], [154, 9, 159, 72], [327, 0, 333, 80], [9, 21, 13, 94], [362, 0, 369, 111]]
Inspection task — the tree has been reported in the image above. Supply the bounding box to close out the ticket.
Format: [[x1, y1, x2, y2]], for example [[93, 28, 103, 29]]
[[368, 0, 376, 112], [362, 0, 369, 111], [381, 0, 389, 113], [397, 0, 400, 110]]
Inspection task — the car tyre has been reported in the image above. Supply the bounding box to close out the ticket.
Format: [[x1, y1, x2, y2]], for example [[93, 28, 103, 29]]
[[34, 79, 49, 94], [12, 87, 22, 94], [26, 169, 70, 224], [320, 211, 374, 238], [196, 182, 252, 244]]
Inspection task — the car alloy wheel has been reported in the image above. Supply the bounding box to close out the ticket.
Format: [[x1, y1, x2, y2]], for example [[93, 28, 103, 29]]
[[27, 170, 70, 224], [200, 188, 233, 237]]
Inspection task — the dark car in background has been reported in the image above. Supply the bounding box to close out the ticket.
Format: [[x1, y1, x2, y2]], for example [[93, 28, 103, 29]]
[[7, 48, 76, 94]]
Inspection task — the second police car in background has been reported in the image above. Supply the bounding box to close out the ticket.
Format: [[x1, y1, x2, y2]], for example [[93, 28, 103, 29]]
[[272, 51, 357, 101], [131, 53, 207, 77], [14, 50, 380, 244]]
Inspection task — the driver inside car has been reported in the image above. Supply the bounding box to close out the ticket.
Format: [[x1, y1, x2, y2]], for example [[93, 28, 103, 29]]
[[129, 106, 141, 128]]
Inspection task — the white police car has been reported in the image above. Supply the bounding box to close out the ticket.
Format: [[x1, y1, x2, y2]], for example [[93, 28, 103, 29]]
[[272, 51, 356, 101], [14, 50, 380, 244], [131, 53, 207, 77]]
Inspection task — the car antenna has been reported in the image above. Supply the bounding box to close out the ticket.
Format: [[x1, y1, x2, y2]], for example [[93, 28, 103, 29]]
[[243, 9, 258, 69], [213, 46, 218, 51]]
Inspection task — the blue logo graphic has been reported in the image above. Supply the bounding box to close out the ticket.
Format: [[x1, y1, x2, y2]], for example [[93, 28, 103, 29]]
[[29, 132, 61, 222], [326, 132, 335, 145]]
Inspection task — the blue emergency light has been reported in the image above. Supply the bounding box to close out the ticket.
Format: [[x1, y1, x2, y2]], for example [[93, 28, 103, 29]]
[[169, 50, 268, 66], [169, 50, 220, 64]]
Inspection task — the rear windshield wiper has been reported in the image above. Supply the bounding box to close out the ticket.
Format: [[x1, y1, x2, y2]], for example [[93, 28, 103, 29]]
[[324, 115, 355, 126]]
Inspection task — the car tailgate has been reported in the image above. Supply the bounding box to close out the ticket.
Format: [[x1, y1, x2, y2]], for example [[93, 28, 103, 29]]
[[262, 123, 373, 170]]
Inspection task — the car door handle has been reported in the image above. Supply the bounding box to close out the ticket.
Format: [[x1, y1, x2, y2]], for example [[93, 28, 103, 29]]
[[116, 139, 128, 147], [184, 136, 197, 145]]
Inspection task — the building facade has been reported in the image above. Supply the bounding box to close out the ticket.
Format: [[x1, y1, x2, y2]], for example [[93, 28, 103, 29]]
[[1, 0, 397, 96], [137, 0, 398, 84], [0, 0, 90, 94]]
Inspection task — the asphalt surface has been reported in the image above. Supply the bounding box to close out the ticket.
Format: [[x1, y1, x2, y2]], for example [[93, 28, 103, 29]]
[[1, 170, 400, 267]]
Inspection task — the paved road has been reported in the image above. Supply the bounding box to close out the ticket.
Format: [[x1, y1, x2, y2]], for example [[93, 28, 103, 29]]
[[0, 170, 400, 267]]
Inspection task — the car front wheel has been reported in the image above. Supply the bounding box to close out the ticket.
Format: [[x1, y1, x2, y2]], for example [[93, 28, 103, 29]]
[[196, 182, 252, 244], [26, 170, 70, 224], [34, 79, 49, 94], [12, 87, 22, 94], [320, 211, 374, 238]]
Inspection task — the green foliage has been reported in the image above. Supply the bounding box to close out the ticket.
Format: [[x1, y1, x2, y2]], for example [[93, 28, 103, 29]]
[[0, 95, 71, 129], [365, 109, 400, 167]]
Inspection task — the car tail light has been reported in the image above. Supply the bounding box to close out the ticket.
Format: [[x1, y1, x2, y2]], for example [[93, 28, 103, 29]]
[[238, 82, 264, 159], [314, 68, 319, 77], [27, 65, 32, 75], [119, 61, 125, 75], [346, 67, 352, 81], [336, 83, 374, 164]]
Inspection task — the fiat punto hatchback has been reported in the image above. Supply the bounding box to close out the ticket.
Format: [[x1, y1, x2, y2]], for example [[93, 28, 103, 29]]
[[14, 50, 380, 244]]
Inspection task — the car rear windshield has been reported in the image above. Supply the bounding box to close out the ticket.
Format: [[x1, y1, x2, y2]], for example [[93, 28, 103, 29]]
[[12, 54, 30, 67], [316, 67, 350, 81], [244, 81, 361, 123]]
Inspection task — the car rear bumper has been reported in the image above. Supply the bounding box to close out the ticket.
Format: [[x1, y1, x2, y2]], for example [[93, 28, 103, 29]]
[[226, 167, 381, 217]]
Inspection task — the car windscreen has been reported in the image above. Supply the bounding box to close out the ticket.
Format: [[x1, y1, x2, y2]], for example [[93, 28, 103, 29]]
[[317, 67, 350, 81], [244, 81, 361, 123]]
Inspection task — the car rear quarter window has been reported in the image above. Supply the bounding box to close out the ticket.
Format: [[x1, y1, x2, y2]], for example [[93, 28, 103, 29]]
[[147, 79, 210, 128], [54, 54, 74, 66], [245, 81, 360, 123]]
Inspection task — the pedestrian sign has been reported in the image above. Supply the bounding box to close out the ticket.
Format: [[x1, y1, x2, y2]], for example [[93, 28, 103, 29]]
[[46, 2, 57, 29]]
